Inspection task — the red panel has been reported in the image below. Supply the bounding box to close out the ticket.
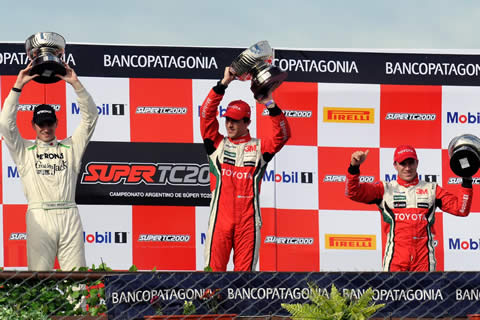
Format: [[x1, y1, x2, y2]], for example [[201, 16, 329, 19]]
[[129, 79, 193, 142], [318, 146, 380, 210], [1, 76, 67, 140], [380, 85, 441, 148], [260, 208, 319, 271], [3, 204, 27, 267], [257, 82, 317, 146], [132, 206, 196, 270]]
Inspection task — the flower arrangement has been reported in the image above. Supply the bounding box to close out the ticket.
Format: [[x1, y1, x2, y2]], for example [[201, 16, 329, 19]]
[[198, 288, 222, 314], [150, 295, 163, 315]]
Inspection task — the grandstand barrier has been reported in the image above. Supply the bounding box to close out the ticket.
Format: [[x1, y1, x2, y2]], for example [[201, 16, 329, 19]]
[[105, 272, 480, 319], [0, 271, 479, 319]]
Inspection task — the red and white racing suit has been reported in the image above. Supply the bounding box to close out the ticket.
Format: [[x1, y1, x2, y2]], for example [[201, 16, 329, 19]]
[[345, 165, 473, 271], [200, 83, 290, 271], [0, 87, 98, 271]]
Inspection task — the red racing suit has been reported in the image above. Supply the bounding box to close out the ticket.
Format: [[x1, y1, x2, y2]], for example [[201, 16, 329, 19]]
[[200, 83, 290, 271], [345, 165, 473, 271]]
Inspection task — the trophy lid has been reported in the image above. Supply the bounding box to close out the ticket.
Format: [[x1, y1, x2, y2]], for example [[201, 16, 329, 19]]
[[231, 40, 273, 77], [248, 40, 273, 58], [25, 32, 66, 58]]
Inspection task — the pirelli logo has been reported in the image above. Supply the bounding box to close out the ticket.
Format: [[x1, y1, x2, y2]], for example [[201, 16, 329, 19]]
[[323, 107, 374, 123], [325, 234, 376, 250]]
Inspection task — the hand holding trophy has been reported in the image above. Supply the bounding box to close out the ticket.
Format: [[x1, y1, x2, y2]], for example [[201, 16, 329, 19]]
[[448, 134, 480, 177], [25, 32, 67, 84], [230, 40, 287, 101]]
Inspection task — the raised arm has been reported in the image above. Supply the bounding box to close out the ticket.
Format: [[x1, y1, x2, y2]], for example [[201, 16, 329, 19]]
[[0, 63, 38, 165], [200, 67, 234, 155], [258, 93, 291, 162], [436, 178, 473, 216], [345, 150, 384, 204], [60, 65, 98, 166]]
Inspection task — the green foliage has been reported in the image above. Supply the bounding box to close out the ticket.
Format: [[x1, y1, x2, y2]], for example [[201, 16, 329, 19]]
[[0, 262, 140, 317], [0, 278, 83, 316], [281, 283, 385, 320], [0, 306, 50, 320], [183, 300, 196, 315], [129, 264, 138, 272]]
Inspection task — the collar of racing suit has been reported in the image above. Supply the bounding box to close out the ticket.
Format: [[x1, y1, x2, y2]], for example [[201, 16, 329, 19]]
[[36, 138, 58, 148], [396, 174, 419, 187], [228, 131, 252, 144]]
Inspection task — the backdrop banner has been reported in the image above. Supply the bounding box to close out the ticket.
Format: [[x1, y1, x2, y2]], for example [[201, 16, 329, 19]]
[[2, 42, 480, 271], [105, 272, 480, 319], [3, 43, 480, 84]]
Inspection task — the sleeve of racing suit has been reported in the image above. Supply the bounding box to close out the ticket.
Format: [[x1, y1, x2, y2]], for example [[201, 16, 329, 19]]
[[345, 164, 384, 204], [260, 104, 291, 163], [435, 178, 473, 216], [200, 82, 225, 155], [0, 90, 27, 166], [71, 87, 99, 170]]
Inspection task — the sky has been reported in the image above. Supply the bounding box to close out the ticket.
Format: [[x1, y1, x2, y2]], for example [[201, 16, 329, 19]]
[[1, 0, 479, 50]]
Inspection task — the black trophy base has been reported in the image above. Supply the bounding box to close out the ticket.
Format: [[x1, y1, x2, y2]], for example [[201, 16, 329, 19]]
[[450, 145, 480, 177], [251, 65, 288, 101], [30, 55, 66, 84]]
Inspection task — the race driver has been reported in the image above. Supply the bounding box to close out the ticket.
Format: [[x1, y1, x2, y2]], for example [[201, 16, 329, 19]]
[[200, 66, 291, 271], [0, 62, 98, 271], [345, 145, 473, 271]]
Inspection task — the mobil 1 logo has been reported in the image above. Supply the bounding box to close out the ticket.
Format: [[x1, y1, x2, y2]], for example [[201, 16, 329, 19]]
[[72, 103, 126, 116]]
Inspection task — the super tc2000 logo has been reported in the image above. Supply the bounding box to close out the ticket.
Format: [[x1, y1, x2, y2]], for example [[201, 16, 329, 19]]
[[81, 162, 209, 185]]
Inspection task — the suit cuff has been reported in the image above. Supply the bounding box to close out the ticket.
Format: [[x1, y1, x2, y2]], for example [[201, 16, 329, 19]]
[[212, 81, 227, 95], [267, 105, 282, 116], [462, 177, 473, 188], [348, 164, 360, 175]]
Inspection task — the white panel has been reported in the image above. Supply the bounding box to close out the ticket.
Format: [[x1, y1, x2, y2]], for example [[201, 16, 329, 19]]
[[2, 141, 27, 204], [443, 213, 480, 271], [317, 83, 380, 147], [79, 205, 132, 269], [260, 145, 318, 210], [192, 79, 256, 143], [66, 77, 130, 141], [319, 210, 382, 271], [442, 86, 480, 149]]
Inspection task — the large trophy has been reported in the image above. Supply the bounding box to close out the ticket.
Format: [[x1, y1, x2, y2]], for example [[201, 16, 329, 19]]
[[25, 32, 66, 84], [230, 40, 287, 101], [448, 134, 480, 177]]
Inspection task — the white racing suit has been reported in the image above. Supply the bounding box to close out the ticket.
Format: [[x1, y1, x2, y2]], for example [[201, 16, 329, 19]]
[[0, 87, 98, 271]]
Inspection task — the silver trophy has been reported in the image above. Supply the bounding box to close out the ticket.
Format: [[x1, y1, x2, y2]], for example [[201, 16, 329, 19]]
[[25, 32, 66, 84], [448, 134, 480, 177], [230, 40, 287, 101]]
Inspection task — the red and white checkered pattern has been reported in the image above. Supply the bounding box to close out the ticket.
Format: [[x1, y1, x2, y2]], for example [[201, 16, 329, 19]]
[[1, 51, 479, 272]]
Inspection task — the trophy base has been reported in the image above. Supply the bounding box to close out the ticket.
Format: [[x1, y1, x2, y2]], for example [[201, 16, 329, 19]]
[[251, 65, 288, 101], [449, 145, 480, 177], [30, 55, 66, 84]]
